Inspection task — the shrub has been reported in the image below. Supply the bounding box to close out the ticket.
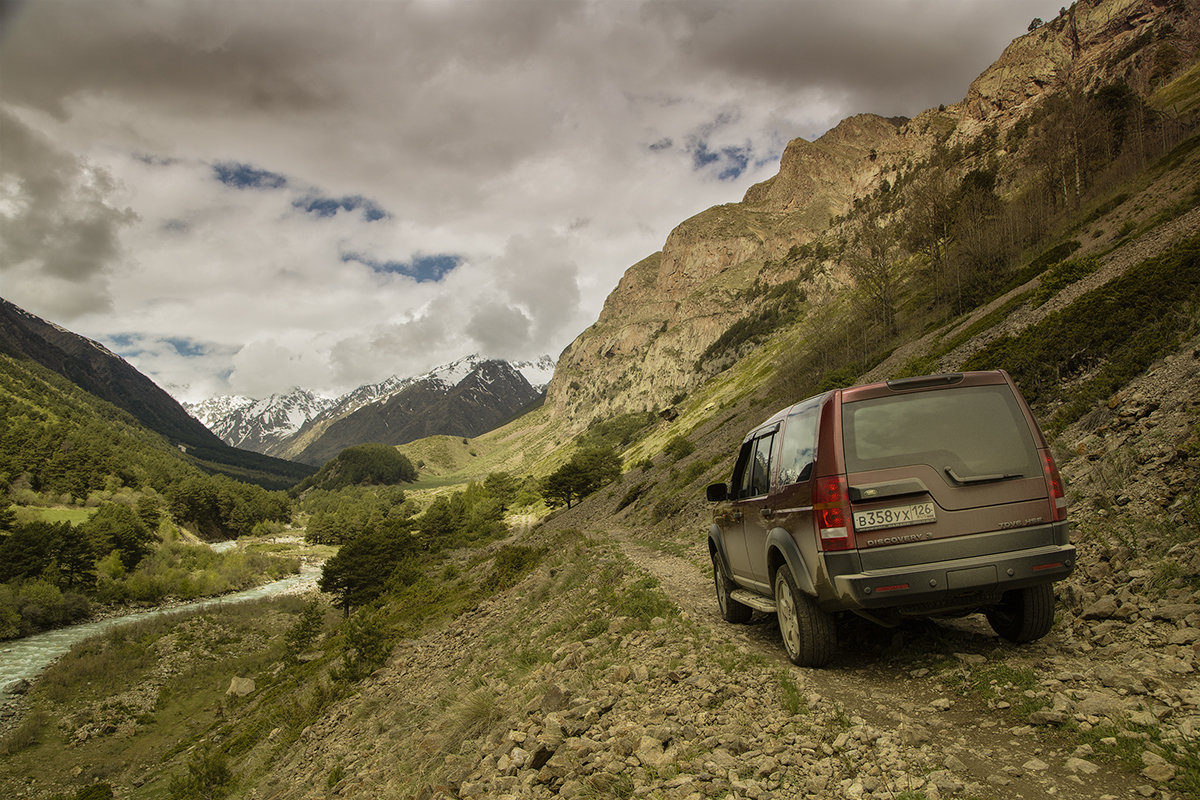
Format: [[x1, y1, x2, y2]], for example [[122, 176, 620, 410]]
[[616, 482, 649, 512], [0, 709, 46, 755], [964, 233, 1200, 433], [1029, 256, 1100, 306], [168, 750, 234, 800], [485, 545, 544, 590], [284, 599, 326, 660], [662, 435, 695, 462], [339, 605, 395, 679]]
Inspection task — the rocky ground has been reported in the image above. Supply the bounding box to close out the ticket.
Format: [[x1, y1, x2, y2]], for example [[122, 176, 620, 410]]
[[6, 351, 1197, 800], [244, 505, 1196, 800], [235, 334, 1200, 800]]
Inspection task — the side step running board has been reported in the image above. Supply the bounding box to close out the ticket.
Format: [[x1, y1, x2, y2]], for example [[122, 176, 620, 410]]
[[730, 590, 777, 613]]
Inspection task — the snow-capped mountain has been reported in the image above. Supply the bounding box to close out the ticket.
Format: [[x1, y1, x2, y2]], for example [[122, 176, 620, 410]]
[[509, 355, 556, 393], [187, 354, 553, 462], [185, 389, 336, 453]]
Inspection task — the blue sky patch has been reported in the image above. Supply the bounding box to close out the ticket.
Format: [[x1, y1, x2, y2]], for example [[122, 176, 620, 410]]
[[690, 140, 752, 181], [296, 194, 389, 222], [165, 337, 208, 358], [108, 332, 142, 358], [342, 251, 461, 283], [212, 162, 288, 190]]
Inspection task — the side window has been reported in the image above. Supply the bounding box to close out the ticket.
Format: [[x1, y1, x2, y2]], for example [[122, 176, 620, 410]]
[[731, 441, 754, 499], [778, 403, 819, 484], [748, 433, 776, 497]]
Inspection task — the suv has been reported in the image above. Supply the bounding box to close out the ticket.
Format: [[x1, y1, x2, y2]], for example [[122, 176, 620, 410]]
[[705, 371, 1073, 667]]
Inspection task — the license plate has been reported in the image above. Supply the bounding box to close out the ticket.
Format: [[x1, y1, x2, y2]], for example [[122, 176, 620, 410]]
[[853, 501, 936, 532]]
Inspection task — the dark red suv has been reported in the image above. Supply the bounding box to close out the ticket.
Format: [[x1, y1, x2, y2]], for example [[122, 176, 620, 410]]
[[705, 371, 1073, 666]]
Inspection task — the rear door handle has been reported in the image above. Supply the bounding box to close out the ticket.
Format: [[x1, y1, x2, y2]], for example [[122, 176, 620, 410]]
[[760, 507, 775, 520]]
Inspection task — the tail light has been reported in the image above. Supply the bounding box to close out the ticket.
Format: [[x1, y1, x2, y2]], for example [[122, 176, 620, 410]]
[[1040, 448, 1067, 522], [814, 474, 856, 551]]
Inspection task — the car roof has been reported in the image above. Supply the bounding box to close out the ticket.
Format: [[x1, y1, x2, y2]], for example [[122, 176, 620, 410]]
[[741, 370, 1012, 443]]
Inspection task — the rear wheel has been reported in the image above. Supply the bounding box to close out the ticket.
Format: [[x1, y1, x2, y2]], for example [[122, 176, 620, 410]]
[[986, 583, 1055, 643], [712, 552, 752, 623], [774, 566, 835, 667]]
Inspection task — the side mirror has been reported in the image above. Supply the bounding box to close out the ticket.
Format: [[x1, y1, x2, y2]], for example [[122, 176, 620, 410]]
[[706, 482, 729, 502]]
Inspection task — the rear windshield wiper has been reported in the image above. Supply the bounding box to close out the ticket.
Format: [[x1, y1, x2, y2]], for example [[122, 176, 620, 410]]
[[945, 467, 1024, 485]]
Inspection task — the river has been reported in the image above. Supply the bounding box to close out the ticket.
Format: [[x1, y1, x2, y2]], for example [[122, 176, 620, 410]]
[[0, 563, 322, 693]]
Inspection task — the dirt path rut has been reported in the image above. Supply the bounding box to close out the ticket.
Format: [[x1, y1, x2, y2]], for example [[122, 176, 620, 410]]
[[617, 531, 1153, 800]]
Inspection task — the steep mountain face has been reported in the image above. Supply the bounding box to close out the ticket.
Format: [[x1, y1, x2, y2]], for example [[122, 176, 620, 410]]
[[546, 112, 915, 424], [545, 0, 1200, 428], [0, 297, 224, 451], [285, 359, 542, 466], [0, 297, 313, 487], [190, 354, 553, 463], [185, 390, 336, 453]]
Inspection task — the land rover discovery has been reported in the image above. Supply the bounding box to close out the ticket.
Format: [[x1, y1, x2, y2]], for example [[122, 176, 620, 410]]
[[705, 371, 1073, 667]]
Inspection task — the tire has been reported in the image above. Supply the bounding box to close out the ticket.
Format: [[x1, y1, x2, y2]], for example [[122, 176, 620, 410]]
[[986, 583, 1055, 643], [773, 566, 836, 667], [712, 552, 752, 623]]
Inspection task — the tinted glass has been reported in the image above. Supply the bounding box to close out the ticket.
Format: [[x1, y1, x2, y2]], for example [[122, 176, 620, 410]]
[[749, 433, 775, 496], [842, 385, 1040, 477], [732, 440, 754, 498], [778, 397, 822, 484]]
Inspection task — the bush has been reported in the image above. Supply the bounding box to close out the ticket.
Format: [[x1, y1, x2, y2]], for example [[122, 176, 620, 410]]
[[965, 233, 1200, 432], [284, 599, 326, 661], [485, 545, 544, 590], [616, 482, 649, 512], [339, 605, 395, 679], [168, 750, 234, 800], [662, 435, 695, 462], [1029, 256, 1100, 306], [0, 709, 47, 755]]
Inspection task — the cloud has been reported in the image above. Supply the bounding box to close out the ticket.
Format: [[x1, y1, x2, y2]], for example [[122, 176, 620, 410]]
[[0, 109, 136, 318], [0, 0, 1065, 401], [465, 302, 534, 355]]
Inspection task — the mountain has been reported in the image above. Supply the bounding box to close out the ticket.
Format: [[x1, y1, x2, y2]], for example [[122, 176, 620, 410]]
[[0, 297, 314, 488], [186, 390, 336, 454], [189, 354, 553, 463], [285, 359, 543, 466], [544, 0, 1200, 429], [8, 2, 1200, 797]]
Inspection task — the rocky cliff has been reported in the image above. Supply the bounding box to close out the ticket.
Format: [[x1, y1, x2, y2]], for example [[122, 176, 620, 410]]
[[545, 0, 1200, 428]]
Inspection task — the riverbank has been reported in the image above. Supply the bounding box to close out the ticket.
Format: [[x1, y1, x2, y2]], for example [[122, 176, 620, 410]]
[[0, 588, 339, 797], [1, 533, 331, 644]]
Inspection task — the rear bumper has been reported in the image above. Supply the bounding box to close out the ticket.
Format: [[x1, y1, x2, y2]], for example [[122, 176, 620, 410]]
[[831, 543, 1076, 612]]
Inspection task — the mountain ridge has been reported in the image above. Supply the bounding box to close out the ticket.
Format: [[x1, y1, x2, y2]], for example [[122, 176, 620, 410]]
[[186, 354, 553, 463], [0, 296, 314, 488], [543, 0, 1200, 430]]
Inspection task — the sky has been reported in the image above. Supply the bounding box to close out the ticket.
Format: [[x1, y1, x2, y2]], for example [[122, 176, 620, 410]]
[[0, 0, 1063, 403]]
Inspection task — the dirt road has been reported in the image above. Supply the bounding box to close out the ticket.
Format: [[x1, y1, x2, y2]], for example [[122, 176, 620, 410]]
[[617, 531, 1160, 800]]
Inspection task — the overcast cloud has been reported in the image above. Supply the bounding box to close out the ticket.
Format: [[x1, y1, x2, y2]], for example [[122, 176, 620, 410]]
[[0, 0, 1061, 402]]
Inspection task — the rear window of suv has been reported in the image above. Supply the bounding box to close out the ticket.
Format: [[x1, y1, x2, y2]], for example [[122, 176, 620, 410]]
[[841, 384, 1041, 478]]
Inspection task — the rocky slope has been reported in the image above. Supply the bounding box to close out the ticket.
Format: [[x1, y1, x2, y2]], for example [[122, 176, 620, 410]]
[[545, 0, 1200, 429]]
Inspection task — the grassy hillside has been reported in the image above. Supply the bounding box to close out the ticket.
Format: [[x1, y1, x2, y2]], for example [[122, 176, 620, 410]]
[[0, 352, 310, 495]]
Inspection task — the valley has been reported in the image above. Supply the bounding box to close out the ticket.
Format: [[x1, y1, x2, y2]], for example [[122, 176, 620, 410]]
[[1, 0, 1200, 798]]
